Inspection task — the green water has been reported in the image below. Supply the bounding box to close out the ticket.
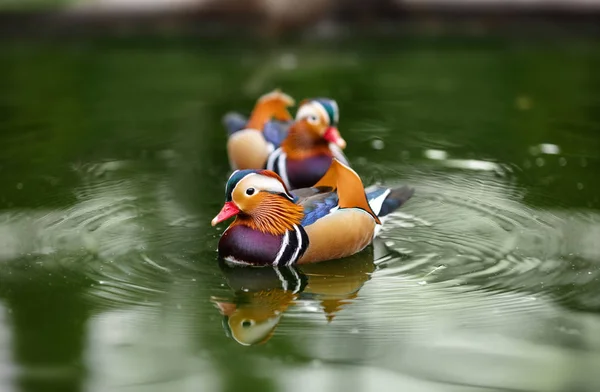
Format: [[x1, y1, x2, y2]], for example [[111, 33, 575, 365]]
[[0, 36, 599, 392]]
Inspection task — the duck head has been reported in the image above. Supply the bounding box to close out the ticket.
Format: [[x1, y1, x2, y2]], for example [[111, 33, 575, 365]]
[[295, 98, 345, 149], [212, 292, 293, 346], [281, 116, 346, 158], [246, 89, 295, 130], [211, 169, 304, 235]]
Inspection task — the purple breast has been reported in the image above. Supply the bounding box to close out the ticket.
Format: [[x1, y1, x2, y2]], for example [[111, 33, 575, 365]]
[[218, 225, 283, 266], [286, 154, 332, 189]]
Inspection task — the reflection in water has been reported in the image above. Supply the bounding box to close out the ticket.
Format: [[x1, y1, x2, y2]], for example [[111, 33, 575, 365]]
[[213, 253, 375, 346], [0, 265, 89, 392]]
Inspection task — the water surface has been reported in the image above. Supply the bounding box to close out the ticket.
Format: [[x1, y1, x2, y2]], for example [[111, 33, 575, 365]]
[[0, 36, 599, 392]]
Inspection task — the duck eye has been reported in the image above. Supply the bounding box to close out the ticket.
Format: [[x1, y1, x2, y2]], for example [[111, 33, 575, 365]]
[[241, 320, 254, 328], [246, 188, 255, 196], [307, 115, 319, 125]]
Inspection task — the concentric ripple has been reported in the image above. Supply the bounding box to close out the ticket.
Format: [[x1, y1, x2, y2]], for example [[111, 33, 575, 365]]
[[367, 161, 600, 312], [0, 158, 218, 312]]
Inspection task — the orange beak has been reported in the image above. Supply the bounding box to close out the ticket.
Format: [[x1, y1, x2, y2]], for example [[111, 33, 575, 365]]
[[211, 201, 240, 226], [323, 127, 347, 149]]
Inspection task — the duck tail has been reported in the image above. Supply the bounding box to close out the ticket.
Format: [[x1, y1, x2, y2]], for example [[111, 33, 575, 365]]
[[380, 186, 414, 217], [366, 185, 414, 218]]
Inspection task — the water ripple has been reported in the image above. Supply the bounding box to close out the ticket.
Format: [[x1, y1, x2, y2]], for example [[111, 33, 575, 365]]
[[0, 159, 215, 311], [368, 163, 600, 312]]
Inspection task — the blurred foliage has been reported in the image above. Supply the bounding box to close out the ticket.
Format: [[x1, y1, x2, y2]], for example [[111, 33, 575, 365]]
[[0, 36, 598, 209]]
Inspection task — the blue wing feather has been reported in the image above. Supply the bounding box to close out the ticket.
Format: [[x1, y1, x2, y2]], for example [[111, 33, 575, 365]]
[[223, 112, 248, 136], [223, 113, 291, 147], [299, 192, 339, 226], [263, 120, 291, 147]]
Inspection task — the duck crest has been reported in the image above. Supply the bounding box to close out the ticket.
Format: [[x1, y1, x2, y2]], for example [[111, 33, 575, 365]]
[[219, 224, 309, 267]]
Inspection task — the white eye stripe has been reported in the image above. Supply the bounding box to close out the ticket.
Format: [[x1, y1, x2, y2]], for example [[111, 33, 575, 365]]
[[295, 104, 317, 120], [251, 176, 287, 193], [296, 101, 330, 128], [232, 173, 288, 196]]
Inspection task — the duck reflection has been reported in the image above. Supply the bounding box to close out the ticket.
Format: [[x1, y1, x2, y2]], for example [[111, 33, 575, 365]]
[[212, 248, 375, 346]]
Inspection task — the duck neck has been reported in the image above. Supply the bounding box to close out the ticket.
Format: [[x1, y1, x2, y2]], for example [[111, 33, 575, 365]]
[[281, 129, 330, 160], [232, 201, 304, 236]]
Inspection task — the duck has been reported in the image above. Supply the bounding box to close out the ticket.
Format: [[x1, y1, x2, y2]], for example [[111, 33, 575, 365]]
[[266, 104, 348, 189], [211, 159, 414, 266], [211, 254, 374, 345], [224, 89, 296, 170], [224, 92, 347, 184]]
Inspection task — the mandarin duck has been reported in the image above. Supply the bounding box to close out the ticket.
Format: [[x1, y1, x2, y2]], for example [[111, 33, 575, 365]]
[[293, 97, 343, 155], [225, 92, 347, 185], [224, 92, 341, 151], [212, 254, 374, 345], [224, 89, 296, 170], [211, 159, 414, 266], [266, 106, 348, 189]]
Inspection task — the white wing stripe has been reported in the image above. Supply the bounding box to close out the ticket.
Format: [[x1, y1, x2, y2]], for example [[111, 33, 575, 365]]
[[368, 189, 391, 216], [278, 152, 291, 189], [273, 230, 289, 266], [266, 148, 281, 171], [287, 225, 303, 266]]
